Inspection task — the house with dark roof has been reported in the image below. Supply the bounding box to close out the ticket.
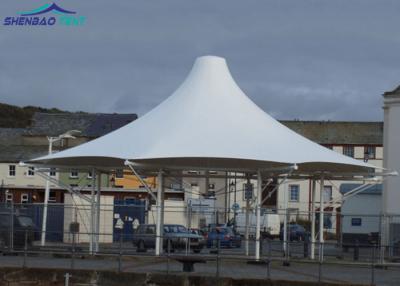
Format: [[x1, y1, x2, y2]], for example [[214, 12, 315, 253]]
[[0, 112, 137, 204]]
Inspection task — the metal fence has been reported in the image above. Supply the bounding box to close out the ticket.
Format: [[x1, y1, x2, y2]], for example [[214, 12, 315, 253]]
[[1, 202, 400, 285]]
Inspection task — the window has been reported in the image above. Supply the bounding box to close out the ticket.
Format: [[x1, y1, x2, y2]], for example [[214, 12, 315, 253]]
[[364, 146, 376, 160], [209, 171, 218, 175], [8, 165, 16, 177], [243, 183, 254, 200], [27, 167, 35, 177], [187, 170, 199, 175], [351, 218, 362, 226], [115, 169, 124, 178], [49, 191, 56, 202], [87, 171, 93, 179], [21, 193, 29, 204], [49, 168, 56, 177], [6, 193, 13, 203], [70, 169, 78, 178], [190, 183, 198, 187], [69, 184, 78, 188], [289, 185, 300, 202], [323, 186, 332, 203], [208, 183, 215, 190], [343, 145, 354, 158]]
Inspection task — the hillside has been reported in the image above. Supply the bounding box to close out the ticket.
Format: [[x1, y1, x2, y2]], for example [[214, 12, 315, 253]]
[[0, 103, 69, 128]]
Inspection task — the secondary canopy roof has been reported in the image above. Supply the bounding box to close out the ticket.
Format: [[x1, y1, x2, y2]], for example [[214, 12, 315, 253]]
[[30, 56, 375, 174]]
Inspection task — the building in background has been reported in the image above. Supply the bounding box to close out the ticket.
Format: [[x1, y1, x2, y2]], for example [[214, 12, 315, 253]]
[[0, 112, 137, 203]]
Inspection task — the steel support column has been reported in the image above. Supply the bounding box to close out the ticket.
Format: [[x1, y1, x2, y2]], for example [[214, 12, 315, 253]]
[[155, 169, 164, 256], [255, 170, 262, 260], [319, 175, 325, 261]]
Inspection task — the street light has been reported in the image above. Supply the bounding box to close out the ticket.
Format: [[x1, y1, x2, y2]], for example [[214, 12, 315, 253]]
[[41, 130, 81, 246]]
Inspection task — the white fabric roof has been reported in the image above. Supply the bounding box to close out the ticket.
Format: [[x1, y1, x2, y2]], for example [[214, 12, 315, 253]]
[[31, 56, 375, 174]]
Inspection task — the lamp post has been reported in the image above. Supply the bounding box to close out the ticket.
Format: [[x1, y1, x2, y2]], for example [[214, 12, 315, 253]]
[[41, 130, 81, 246]]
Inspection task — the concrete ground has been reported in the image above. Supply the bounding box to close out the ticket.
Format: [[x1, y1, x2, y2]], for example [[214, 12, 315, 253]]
[[0, 253, 399, 286]]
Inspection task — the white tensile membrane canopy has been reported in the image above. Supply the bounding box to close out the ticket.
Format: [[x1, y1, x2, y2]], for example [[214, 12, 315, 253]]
[[29, 55, 377, 260], [30, 55, 375, 175]]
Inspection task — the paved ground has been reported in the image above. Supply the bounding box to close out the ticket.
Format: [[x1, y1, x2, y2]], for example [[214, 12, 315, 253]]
[[1, 253, 399, 286]]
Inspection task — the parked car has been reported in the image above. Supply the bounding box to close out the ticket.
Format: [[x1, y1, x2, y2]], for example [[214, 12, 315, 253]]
[[206, 226, 241, 248], [0, 211, 36, 251], [279, 224, 309, 241], [133, 224, 205, 253]]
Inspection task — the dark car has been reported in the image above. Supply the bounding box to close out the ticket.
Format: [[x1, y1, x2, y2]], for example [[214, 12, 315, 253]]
[[279, 224, 309, 241], [206, 226, 241, 248], [0, 212, 36, 250], [133, 224, 205, 253]]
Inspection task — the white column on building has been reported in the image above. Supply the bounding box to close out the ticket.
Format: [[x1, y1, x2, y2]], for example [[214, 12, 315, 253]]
[[155, 169, 164, 256], [382, 88, 400, 252], [310, 179, 316, 259], [319, 175, 325, 261], [255, 170, 262, 260]]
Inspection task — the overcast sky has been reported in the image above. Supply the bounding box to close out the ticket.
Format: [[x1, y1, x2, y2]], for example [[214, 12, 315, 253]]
[[1, 0, 399, 121]]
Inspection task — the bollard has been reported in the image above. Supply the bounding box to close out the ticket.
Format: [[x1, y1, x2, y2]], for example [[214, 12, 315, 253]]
[[354, 240, 359, 261], [64, 273, 71, 286]]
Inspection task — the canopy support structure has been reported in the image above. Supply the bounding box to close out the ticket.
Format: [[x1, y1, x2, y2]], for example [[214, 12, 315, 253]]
[[125, 161, 157, 201], [155, 169, 164, 256], [95, 170, 101, 252], [255, 170, 262, 260], [310, 179, 316, 259], [89, 168, 96, 254], [319, 175, 325, 262]]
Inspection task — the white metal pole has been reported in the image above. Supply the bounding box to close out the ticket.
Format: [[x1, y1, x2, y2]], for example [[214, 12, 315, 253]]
[[40, 138, 53, 246], [283, 182, 288, 254], [89, 169, 96, 254], [255, 170, 262, 260], [155, 169, 163, 256], [245, 176, 250, 256], [311, 179, 316, 259], [319, 175, 325, 261], [95, 171, 101, 252]]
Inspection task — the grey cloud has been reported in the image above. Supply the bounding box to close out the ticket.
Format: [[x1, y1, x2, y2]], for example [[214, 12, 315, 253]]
[[0, 0, 399, 120]]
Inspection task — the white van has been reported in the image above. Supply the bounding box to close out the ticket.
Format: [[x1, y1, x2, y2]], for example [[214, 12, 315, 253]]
[[235, 212, 280, 238]]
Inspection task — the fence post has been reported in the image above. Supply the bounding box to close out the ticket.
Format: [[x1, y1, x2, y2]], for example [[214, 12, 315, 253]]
[[304, 234, 309, 258], [10, 202, 14, 251], [283, 239, 290, 266], [371, 244, 376, 286], [216, 238, 220, 279], [317, 242, 322, 284], [118, 231, 122, 273], [23, 229, 28, 268], [266, 238, 271, 280], [166, 239, 170, 274], [354, 239, 359, 261], [71, 231, 75, 270]]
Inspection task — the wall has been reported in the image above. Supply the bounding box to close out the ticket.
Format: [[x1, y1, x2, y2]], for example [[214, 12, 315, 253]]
[[0, 162, 58, 188], [63, 194, 114, 243], [341, 194, 381, 234]]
